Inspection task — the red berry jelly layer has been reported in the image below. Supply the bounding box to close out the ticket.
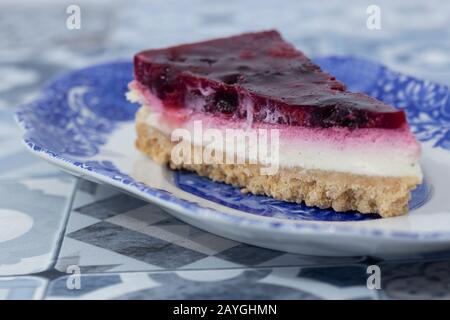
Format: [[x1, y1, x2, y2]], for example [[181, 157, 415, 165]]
[[134, 30, 406, 129]]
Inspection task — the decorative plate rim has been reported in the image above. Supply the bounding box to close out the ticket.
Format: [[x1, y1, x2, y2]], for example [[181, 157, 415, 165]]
[[14, 59, 450, 243]]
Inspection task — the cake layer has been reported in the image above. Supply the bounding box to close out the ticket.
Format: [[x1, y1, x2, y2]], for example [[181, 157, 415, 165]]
[[134, 108, 421, 217], [134, 31, 407, 129], [129, 90, 422, 179]]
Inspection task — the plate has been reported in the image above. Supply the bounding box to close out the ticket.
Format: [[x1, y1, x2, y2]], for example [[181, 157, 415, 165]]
[[16, 57, 450, 257]]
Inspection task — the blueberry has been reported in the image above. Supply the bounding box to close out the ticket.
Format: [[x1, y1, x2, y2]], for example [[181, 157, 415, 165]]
[[214, 91, 238, 113]]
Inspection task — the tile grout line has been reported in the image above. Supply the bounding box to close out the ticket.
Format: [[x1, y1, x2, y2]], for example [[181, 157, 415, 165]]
[[39, 177, 80, 300], [47, 177, 80, 270], [51, 262, 367, 277]]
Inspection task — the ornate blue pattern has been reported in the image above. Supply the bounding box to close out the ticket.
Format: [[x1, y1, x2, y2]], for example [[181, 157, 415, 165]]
[[16, 58, 441, 226], [16, 61, 136, 157]]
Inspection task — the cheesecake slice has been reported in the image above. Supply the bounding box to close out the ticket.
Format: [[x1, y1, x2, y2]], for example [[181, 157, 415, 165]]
[[127, 30, 422, 217]]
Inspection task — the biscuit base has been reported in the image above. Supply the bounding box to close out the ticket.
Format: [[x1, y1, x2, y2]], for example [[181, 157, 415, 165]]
[[135, 106, 421, 217]]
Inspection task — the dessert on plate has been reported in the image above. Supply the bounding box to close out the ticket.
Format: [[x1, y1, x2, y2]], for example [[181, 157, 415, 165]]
[[127, 30, 422, 217]]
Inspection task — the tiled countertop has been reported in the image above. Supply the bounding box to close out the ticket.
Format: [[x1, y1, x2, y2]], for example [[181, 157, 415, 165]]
[[1, 0, 450, 299]]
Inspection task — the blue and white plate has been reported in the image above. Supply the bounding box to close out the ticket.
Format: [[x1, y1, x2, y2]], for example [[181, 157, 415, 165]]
[[16, 57, 450, 257]]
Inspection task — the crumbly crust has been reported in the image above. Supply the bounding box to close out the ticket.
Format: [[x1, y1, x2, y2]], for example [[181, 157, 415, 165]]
[[135, 106, 421, 217]]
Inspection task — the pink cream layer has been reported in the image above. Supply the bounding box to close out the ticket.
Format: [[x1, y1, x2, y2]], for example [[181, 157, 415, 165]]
[[129, 80, 421, 160]]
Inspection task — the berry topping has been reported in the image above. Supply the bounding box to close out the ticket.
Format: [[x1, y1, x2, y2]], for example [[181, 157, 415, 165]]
[[134, 30, 406, 129]]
